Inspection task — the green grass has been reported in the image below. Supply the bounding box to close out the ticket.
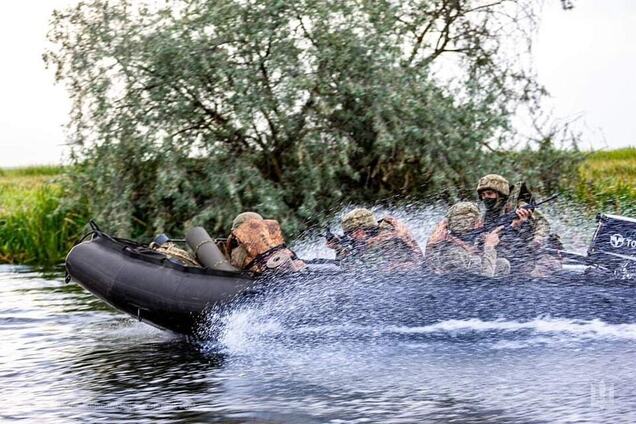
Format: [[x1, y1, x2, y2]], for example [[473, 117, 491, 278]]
[[0, 166, 88, 266], [0, 165, 65, 178], [0, 150, 633, 264], [581, 147, 636, 162], [575, 147, 636, 216]]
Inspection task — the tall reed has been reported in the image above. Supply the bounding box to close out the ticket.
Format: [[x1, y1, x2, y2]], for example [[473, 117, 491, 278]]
[[575, 148, 636, 216], [0, 168, 88, 265]]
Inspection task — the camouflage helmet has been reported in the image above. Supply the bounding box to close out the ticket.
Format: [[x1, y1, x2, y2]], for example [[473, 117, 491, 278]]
[[232, 211, 263, 230], [476, 174, 510, 197], [446, 202, 480, 234], [341, 208, 378, 233]]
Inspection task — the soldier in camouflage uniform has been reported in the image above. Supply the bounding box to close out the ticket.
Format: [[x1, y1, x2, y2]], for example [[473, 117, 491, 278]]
[[225, 212, 264, 269], [425, 202, 510, 277], [327, 208, 424, 271], [476, 174, 560, 276], [225, 212, 305, 274]]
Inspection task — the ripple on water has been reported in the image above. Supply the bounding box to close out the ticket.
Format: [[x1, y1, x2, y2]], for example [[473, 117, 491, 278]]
[[2, 201, 636, 424]]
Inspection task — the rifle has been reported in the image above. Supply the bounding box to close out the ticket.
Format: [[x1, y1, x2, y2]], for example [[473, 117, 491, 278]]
[[325, 228, 355, 255], [325, 227, 339, 244], [459, 193, 560, 243]]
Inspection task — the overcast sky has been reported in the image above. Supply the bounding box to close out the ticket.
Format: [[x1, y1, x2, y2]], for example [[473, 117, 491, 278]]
[[0, 1, 634, 167]]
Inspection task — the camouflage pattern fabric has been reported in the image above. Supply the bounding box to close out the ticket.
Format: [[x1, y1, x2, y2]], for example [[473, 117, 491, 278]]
[[425, 237, 507, 277], [151, 242, 200, 267], [332, 215, 423, 271], [426, 200, 509, 277], [232, 211, 263, 230], [476, 174, 510, 196], [232, 219, 285, 259], [226, 218, 305, 274], [484, 193, 560, 276], [230, 245, 250, 270], [341, 208, 379, 233], [446, 202, 480, 234]]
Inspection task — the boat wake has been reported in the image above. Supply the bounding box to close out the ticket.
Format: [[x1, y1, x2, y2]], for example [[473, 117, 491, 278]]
[[195, 202, 635, 357], [200, 269, 636, 357], [385, 317, 636, 339], [191, 204, 636, 423], [215, 310, 636, 354]]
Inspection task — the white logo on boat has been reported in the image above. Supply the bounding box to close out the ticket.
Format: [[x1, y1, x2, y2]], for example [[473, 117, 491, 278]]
[[610, 234, 625, 248], [610, 233, 636, 249]]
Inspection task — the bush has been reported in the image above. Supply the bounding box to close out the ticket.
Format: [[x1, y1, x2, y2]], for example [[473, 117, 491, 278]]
[[46, 0, 577, 239]]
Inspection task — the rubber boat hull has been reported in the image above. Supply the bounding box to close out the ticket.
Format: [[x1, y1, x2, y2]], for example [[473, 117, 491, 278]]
[[66, 231, 636, 337], [66, 232, 257, 335]]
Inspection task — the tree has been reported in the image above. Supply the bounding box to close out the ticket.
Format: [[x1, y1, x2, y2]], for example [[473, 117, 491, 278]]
[[46, 0, 567, 238]]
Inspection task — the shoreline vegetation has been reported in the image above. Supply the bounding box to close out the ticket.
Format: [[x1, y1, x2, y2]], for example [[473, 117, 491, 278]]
[[45, 0, 579, 244], [0, 148, 634, 266], [0, 166, 87, 266], [16, 1, 624, 266], [575, 147, 636, 216]]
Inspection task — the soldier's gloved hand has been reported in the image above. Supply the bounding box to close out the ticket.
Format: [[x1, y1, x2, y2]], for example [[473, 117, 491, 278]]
[[484, 226, 503, 248], [511, 208, 532, 229]]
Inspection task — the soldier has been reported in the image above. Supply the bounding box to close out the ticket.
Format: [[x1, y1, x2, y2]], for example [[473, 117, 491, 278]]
[[476, 174, 560, 276], [425, 202, 510, 277], [226, 212, 305, 275], [326, 208, 424, 271]]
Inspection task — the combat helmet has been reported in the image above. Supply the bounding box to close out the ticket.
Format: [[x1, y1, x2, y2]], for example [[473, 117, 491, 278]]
[[476, 174, 510, 197], [342, 208, 378, 233], [446, 202, 480, 234], [232, 211, 263, 230]]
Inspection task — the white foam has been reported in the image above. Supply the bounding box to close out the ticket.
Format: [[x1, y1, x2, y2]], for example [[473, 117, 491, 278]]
[[382, 317, 636, 340], [210, 201, 632, 355], [217, 316, 636, 355], [102, 318, 169, 341], [219, 308, 284, 354]]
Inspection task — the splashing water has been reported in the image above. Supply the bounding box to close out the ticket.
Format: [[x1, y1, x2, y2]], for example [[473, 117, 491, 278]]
[[211, 200, 621, 350], [188, 202, 636, 422], [3, 202, 636, 422]]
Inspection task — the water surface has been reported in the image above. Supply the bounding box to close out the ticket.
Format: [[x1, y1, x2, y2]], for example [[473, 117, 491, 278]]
[[2, 262, 636, 423]]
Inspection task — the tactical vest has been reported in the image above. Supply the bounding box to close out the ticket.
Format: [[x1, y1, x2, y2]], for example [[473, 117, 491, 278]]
[[483, 188, 548, 273], [425, 233, 477, 274], [228, 219, 305, 274]]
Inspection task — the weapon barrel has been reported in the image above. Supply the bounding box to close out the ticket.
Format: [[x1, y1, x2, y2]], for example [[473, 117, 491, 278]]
[[535, 193, 560, 207]]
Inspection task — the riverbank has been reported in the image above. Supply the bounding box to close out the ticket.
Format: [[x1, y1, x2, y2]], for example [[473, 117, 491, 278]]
[[1, 149, 634, 265], [0, 166, 87, 266], [575, 147, 636, 216]]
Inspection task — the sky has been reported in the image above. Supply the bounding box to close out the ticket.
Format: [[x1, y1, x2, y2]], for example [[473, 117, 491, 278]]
[[534, 0, 636, 150], [0, 1, 634, 167], [0, 0, 75, 168]]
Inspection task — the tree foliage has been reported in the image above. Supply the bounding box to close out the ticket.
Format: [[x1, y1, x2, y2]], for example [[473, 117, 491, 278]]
[[46, 0, 577, 238]]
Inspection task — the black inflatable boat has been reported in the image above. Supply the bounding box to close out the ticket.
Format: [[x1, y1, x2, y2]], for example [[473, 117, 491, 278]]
[[65, 228, 343, 335], [65, 230, 259, 335], [66, 213, 636, 337]]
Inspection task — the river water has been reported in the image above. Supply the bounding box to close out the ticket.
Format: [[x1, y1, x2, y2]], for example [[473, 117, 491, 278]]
[[3, 268, 636, 423], [2, 206, 636, 423]]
